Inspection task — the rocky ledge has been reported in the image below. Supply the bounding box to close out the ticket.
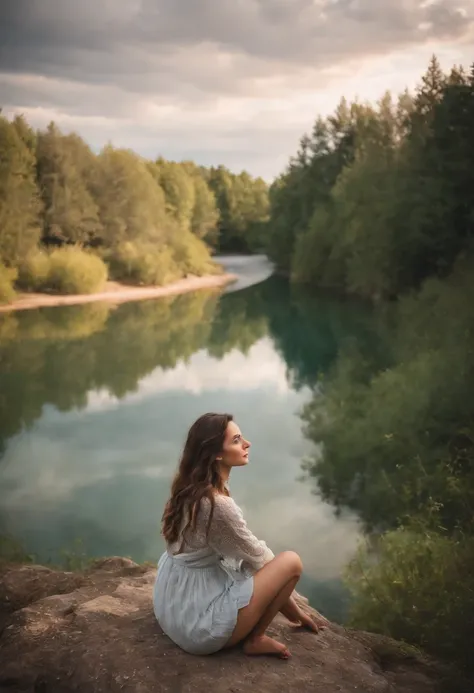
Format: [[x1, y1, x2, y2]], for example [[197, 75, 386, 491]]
[[0, 558, 465, 693]]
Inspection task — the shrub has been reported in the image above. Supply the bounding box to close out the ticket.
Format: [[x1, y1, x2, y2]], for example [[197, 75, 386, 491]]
[[46, 247, 107, 294], [105, 242, 181, 286], [170, 231, 221, 277], [345, 528, 474, 674], [17, 250, 51, 291], [0, 263, 17, 303]]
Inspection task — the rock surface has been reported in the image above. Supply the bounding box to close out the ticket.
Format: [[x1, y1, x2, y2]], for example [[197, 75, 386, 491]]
[[0, 558, 462, 693]]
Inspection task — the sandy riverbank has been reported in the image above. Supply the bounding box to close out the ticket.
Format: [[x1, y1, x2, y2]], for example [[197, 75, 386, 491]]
[[0, 273, 237, 313]]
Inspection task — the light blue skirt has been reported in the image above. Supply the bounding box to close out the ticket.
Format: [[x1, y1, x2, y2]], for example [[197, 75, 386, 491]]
[[153, 547, 254, 655]]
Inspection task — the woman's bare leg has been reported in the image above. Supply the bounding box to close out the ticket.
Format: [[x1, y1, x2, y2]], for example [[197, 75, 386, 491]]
[[242, 575, 299, 657], [224, 551, 303, 657]]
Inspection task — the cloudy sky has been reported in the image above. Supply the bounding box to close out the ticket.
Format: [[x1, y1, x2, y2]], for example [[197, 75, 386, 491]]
[[2, 0, 473, 179]]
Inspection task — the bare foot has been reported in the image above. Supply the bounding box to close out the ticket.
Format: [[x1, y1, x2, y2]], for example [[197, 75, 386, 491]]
[[243, 634, 291, 659]]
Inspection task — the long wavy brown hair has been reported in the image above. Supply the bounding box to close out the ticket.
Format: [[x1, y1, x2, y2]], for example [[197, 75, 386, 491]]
[[161, 412, 232, 547]]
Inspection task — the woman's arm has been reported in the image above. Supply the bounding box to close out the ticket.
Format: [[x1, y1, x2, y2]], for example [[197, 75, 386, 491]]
[[204, 496, 327, 629], [204, 495, 274, 573]]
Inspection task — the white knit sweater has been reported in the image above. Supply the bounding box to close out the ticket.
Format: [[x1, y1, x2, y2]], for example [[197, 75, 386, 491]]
[[168, 494, 275, 574]]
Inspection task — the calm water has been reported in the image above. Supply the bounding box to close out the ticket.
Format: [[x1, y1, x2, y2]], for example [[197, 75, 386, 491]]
[[0, 257, 376, 622]]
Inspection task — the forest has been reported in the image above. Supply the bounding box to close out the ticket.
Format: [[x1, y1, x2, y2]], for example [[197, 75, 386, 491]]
[[267, 56, 474, 301], [0, 117, 269, 302]]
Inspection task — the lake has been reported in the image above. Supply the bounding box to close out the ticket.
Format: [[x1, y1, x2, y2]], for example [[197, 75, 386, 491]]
[[0, 256, 377, 622]]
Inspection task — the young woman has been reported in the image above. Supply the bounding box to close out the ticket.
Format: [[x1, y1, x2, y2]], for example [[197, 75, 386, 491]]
[[153, 412, 326, 658]]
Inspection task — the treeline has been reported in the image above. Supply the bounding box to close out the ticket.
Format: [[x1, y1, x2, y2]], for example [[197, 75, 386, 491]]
[[267, 56, 474, 300], [0, 116, 269, 302]]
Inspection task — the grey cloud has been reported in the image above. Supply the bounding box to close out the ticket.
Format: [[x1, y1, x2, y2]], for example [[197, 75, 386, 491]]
[[1, 0, 472, 89], [135, 0, 471, 60], [0, 0, 472, 177]]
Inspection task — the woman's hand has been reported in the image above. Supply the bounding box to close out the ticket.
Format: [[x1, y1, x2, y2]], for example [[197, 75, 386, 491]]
[[297, 609, 328, 632], [280, 596, 328, 632]]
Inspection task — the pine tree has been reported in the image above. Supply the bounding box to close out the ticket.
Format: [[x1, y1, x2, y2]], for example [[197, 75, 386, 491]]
[[414, 55, 445, 118]]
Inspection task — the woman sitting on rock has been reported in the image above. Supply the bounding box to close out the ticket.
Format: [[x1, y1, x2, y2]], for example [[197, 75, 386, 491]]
[[153, 412, 326, 659]]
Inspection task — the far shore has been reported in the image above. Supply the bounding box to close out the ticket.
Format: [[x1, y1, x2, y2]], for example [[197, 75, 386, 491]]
[[0, 273, 237, 314]]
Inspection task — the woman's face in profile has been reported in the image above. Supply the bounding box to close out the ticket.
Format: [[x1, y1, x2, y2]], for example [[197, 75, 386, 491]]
[[220, 420, 251, 468]]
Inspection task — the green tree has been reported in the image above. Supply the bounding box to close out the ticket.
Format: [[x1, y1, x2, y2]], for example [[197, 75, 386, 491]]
[[267, 102, 356, 274], [276, 55, 474, 300], [208, 166, 269, 253], [36, 123, 103, 245], [0, 116, 41, 266], [11, 114, 37, 153], [152, 159, 196, 232], [94, 147, 171, 247], [185, 165, 220, 245]]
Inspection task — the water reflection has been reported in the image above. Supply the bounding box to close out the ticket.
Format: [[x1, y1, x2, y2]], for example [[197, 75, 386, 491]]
[[300, 261, 474, 534], [0, 263, 377, 621]]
